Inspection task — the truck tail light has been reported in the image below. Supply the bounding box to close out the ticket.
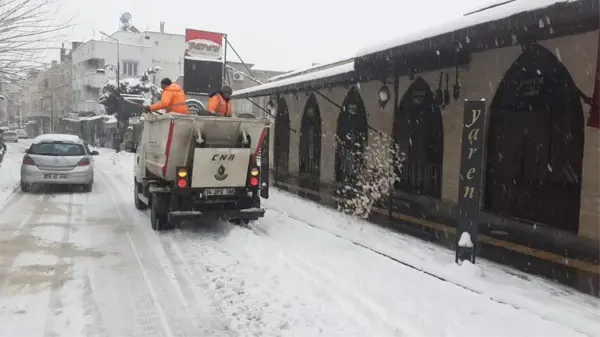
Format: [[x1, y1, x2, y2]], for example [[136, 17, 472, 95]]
[[78, 158, 90, 166], [176, 167, 188, 188], [22, 155, 35, 166], [248, 166, 260, 188]]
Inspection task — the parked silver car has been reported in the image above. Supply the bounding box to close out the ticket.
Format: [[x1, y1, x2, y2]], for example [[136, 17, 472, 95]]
[[3, 131, 18, 142], [15, 129, 27, 139], [20, 134, 98, 192]]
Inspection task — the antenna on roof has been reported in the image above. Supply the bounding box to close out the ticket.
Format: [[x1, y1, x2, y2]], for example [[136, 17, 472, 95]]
[[119, 12, 140, 32]]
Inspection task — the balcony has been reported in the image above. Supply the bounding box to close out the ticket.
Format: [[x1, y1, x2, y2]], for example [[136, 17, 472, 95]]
[[82, 72, 108, 89]]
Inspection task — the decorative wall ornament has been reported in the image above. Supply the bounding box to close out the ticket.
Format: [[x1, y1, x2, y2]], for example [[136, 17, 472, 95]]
[[265, 99, 275, 111], [453, 66, 461, 101]]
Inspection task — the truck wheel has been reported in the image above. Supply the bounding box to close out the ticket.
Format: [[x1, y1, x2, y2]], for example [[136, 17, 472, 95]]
[[134, 180, 148, 210], [150, 192, 173, 231]]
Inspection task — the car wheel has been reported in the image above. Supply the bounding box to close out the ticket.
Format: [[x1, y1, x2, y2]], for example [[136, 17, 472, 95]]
[[134, 180, 148, 210], [82, 182, 93, 192], [20, 181, 29, 192]]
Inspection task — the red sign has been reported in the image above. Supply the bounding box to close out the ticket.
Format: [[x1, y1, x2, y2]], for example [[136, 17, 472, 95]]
[[185, 29, 223, 61]]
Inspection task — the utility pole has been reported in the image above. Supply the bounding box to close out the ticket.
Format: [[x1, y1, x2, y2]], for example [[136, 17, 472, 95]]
[[50, 93, 54, 133]]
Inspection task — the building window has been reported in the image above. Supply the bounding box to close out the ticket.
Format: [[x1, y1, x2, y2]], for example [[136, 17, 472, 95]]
[[122, 61, 138, 76]]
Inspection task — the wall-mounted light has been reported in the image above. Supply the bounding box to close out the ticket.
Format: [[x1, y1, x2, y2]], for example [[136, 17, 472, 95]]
[[377, 84, 391, 109], [265, 99, 275, 112]]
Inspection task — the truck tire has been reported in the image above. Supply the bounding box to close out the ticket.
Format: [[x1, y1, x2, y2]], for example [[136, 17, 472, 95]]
[[134, 180, 148, 210]]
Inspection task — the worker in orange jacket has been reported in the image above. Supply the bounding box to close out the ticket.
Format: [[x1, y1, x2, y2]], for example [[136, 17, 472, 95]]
[[207, 85, 233, 116], [147, 78, 189, 114]]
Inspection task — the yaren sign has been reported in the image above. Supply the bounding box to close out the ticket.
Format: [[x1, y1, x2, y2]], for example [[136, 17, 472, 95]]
[[455, 100, 488, 264]]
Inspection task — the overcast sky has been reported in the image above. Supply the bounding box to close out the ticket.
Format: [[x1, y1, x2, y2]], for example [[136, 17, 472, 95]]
[[53, 0, 485, 72]]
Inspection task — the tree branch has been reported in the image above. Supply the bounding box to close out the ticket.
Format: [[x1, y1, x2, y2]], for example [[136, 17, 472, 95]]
[[0, 0, 70, 81]]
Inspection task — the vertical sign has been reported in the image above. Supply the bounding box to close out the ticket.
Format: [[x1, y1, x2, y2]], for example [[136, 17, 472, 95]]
[[455, 100, 487, 264], [183, 29, 224, 95]]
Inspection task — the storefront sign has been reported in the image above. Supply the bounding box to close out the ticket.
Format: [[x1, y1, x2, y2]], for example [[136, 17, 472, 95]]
[[456, 100, 488, 264], [518, 76, 544, 97], [185, 29, 223, 61]]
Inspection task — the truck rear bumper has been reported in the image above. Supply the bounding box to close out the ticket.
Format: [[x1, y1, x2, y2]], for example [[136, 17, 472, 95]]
[[168, 207, 265, 222]]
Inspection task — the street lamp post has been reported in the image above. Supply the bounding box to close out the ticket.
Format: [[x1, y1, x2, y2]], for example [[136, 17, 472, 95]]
[[99, 31, 124, 152]]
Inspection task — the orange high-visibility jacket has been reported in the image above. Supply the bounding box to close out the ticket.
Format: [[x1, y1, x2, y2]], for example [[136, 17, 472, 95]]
[[149, 84, 189, 114], [207, 93, 232, 116]]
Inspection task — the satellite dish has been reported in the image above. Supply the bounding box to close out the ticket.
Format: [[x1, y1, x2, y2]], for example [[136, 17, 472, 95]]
[[120, 12, 132, 23]]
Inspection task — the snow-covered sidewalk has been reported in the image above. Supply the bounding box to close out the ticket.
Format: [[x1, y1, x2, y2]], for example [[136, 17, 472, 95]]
[[98, 149, 600, 337], [0, 140, 30, 209]]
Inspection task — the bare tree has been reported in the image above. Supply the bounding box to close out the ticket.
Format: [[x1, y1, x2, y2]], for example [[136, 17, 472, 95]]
[[0, 0, 70, 81]]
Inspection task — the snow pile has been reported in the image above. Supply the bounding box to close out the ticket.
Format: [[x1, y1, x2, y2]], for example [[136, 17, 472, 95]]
[[263, 189, 600, 336], [336, 133, 404, 219], [0, 143, 22, 209]]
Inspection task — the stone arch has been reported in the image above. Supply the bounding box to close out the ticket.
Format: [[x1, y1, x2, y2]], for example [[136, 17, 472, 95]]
[[298, 94, 322, 191], [274, 96, 290, 182], [485, 43, 585, 233], [393, 77, 444, 198], [335, 87, 369, 184]]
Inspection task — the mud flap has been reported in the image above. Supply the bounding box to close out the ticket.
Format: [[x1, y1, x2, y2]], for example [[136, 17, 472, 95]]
[[260, 130, 270, 199]]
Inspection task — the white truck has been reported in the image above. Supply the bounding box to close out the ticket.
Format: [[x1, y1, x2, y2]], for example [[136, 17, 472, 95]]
[[132, 112, 271, 230]]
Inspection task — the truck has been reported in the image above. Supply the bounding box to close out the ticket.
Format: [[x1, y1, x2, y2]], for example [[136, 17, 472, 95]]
[[132, 112, 271, 230]]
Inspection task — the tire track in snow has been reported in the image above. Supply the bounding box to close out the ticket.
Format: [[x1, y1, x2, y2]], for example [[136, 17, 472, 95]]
[[98, 172, 175, 337], [77, 187, 110, 337], [43, 191, 76, 337], [0, 193, 46, 297], [100, 171, 233, 336], [103, 171, 233, 336]]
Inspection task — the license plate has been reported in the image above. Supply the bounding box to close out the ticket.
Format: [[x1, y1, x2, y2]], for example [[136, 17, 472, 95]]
[[44, 174, 67, 179], [204, 188, 235, 196]]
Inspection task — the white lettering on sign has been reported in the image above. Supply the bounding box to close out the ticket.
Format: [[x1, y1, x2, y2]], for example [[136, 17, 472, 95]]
[[186, 39, 222, 59], [463, 108, 483, 200]]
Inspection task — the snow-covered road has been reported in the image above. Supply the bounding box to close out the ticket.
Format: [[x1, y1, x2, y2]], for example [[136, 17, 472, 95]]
[[0, 141, 598, 337]]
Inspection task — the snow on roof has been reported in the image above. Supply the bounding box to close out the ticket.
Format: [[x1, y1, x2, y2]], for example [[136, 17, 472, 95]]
[[267, 58, 354, 82], [232, 61, 355, 98], [32, 133, 82, 144], [356, 0, 569, 58]]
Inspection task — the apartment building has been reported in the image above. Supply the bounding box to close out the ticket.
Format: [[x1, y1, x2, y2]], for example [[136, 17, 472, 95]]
[[71, 39, 152, 114]]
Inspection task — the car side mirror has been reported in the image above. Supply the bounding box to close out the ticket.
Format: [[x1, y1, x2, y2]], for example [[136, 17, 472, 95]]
[[91, 150, 99, 156], [24, 149, 30, 154]]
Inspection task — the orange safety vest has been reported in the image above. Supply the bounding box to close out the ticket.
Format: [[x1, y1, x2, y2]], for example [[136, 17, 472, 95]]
[[207, 94, 232, 116], [149, 84, 189, 114]]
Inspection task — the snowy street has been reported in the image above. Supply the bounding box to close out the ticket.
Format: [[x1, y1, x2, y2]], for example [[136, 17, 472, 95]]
[[0, 141, 599, 337]]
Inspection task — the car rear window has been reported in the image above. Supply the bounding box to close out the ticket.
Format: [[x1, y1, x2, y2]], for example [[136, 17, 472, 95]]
[[29, 142, 86, 156], [4, 131, 16, 136]]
